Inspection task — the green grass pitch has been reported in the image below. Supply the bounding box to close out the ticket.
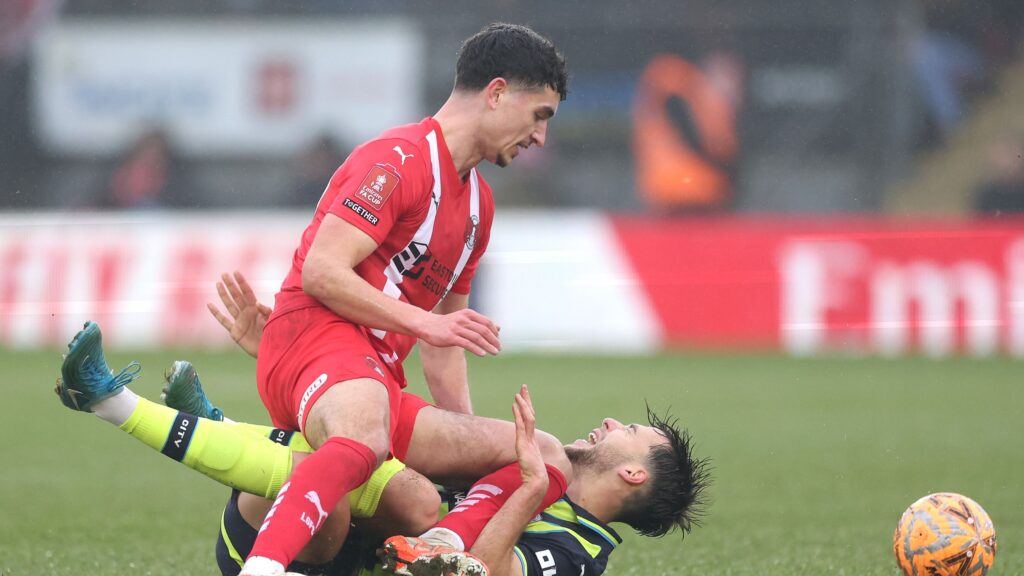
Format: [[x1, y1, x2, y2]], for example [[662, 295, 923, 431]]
[[1, 346, 1021, 575]]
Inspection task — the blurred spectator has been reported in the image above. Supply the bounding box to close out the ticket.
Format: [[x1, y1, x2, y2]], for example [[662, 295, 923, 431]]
[[288, 133, 347, 206], [97, 129, 198, 209], [973, 135, 1024, 214], [911, 0, 990, 143], [632, 51, 741, 214]]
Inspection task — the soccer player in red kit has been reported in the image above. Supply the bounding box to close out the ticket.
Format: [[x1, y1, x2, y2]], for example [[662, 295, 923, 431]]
[[241, 23, 570, 576]]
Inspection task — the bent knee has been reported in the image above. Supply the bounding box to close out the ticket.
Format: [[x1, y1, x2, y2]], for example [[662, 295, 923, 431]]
[[358, 436, 390, 468], [324, 434, 390, 469], [379, 469, 443, 535], [407, 489, 442, 534], [386, 489, 441, 535]]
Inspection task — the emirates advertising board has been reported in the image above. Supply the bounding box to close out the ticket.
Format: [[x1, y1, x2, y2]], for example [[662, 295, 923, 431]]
[[2, 212, 1023, 357], [609, 216, 1024, 357]]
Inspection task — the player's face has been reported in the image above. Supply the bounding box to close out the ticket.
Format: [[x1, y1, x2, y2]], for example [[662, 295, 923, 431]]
[[486, 84, 560, 168], [566, 418, 667, 460]]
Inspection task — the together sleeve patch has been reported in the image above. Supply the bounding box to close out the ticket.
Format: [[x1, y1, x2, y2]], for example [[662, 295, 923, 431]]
[[342, 198, 380, 225]]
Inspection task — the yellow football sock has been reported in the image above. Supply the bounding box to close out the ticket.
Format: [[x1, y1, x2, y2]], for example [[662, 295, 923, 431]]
[[118, 399, 398, 517], [119, 398, 292, 499], [221, 421, 401, 517], [230, 422, 313, 453]]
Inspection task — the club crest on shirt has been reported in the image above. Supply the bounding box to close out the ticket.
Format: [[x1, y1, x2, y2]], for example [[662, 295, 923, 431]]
[[357, 164, 400, 210], [464, 214, 480, 249]]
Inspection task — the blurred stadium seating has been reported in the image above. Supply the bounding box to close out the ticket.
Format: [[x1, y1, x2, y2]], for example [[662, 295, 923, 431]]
[[7, 0, 1021, 212]]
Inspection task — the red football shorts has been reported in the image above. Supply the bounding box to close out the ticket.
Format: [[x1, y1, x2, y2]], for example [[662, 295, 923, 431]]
[[392, 391, 430, 462], [256, 306, 429, 458]]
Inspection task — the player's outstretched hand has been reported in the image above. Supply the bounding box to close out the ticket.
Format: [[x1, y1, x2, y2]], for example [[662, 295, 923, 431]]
[[207, 270, 273, 358], [513, 384, 548, 493], [416, 308, 501, 356]]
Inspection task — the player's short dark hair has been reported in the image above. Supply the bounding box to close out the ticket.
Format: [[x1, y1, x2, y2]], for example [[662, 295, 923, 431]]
[[454, 22, 568, 101], [617, 406, 712, 538]]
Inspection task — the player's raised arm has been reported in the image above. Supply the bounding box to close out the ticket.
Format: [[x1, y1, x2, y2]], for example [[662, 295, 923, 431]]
[[303, 214, 501, 357], [469, 385, 550, 576], [207, 270, 272, 358]]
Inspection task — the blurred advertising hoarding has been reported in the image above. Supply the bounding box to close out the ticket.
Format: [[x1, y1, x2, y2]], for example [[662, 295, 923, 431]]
[[608, 217, 1024, 357], [2, 212, 1023, 357], [0, 213, 298, 348], [31, 19, 423, 156]]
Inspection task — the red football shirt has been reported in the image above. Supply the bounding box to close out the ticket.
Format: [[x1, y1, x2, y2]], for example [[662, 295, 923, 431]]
[[271, 117, 495, 366]]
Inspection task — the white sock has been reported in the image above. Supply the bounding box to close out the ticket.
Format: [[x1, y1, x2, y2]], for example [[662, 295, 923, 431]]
[[91, 388, 139, 426], [240, 556, 285, 576], [419, 527, 465, 551]]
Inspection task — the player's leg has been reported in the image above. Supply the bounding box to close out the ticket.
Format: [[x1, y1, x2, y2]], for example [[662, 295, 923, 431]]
[[240, 381, 493, 576], [163, 360, 313, 456], [402, 407, 568, 486], [54, 321, 437, 573], [217, 491, 252, 576], [55, 322, 293, 499], [58, 333, 381, 514], [166, 365, 445, 537], [162, 359, 315, 453], [243, 307, 418, 574], [348, 392, 490, 575], [242, 380, 388, 575], [58, 324, 388, 517], [163, 358, 434, 530], [344, 391, 444, 541], [218, 490, 353, 576], [399, 405, 570, 553], [160, 371, 434, 571], [350, 457, 442, 539], [424, 460, 567, 551], [222, 480, 437, 576], [163, 356, 443, 567], [233, 459, 439, 568]]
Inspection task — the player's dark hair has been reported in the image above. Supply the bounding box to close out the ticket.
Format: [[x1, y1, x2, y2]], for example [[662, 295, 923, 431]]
[[617, 406, 712, 538], [454, 22, 568, 100]]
